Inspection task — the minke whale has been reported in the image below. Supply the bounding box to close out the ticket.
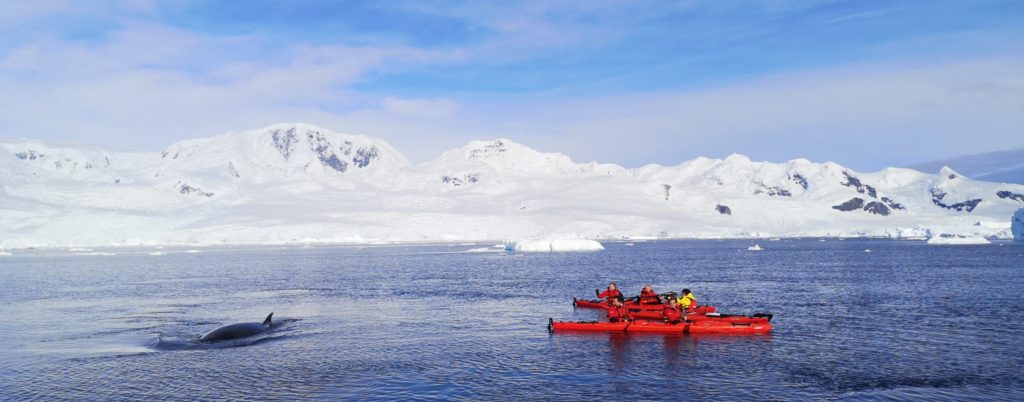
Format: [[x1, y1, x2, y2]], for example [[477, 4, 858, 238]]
[[200, 313, 274, 342]]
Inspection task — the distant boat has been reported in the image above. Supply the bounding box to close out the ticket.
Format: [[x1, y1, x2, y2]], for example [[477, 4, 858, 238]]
[[747, 244, 763, 251]]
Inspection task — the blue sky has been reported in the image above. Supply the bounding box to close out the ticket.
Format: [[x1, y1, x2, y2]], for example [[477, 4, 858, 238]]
[[1, 1, 1022, 170]]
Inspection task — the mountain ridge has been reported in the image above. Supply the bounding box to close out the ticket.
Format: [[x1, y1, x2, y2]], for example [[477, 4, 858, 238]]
[[1, 123, 1023, 248], [908, 148, 1024, 184]]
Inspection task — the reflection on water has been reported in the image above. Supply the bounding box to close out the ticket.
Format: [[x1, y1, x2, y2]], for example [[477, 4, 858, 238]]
[[0, 240, 1022, 400]]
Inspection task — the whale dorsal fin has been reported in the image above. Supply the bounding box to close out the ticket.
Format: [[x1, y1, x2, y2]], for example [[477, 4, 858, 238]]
[[263, 312, 273, 326]]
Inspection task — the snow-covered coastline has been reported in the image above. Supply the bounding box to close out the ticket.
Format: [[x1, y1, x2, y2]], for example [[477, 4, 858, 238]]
[[2, 123, 1023, 248]]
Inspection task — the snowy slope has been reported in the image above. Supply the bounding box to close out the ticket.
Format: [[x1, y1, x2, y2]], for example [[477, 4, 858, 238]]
[[2, 123, 1023, 248]]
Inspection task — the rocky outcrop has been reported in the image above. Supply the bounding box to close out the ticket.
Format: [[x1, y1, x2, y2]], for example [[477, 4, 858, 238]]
[[790, 173, 809, 190], [753, 181, 792, 197], [832, 197, 865, 211], [863, 201, 891, 216], [841, 171, 877, 198], [832, 197, 891, 216], [178, 183, 214, 197], [997, 190, 1024, 203], [881, 196, 905, 210], [441, 173, 480, 187], [931, 188, 982, 212]]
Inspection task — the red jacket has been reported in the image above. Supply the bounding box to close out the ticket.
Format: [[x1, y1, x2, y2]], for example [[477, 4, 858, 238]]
[[663, 304, 682, 322], [639, 288, 660, 304], [598, 288, 623, 302], [607, 305, 634, 321]]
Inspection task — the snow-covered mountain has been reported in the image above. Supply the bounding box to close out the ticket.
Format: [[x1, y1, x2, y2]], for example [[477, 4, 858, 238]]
[[909, 148, 1024, 185], [2, 123, 1023, 248]]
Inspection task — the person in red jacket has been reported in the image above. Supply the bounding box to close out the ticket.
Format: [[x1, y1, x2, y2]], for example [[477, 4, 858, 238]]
[[596, 282, 623, 304], [662, 298, 683, 324], [638, 284, 661, 304], [607, 299, 634, 323]]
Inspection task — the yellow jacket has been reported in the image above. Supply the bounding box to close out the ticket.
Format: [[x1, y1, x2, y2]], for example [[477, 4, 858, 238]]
[[677, 294, 696, 308]]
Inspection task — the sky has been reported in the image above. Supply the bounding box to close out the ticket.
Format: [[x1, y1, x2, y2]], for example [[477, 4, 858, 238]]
[[0, 0, 1022, 170]]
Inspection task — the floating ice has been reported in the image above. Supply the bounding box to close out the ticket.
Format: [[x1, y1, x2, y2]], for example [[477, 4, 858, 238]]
[[1013, 208, 1024, 241], [465, 247, 501, 253], [747, 244, 763, 251], [506, 239, 604, 252], [926, 234, 991, 245]]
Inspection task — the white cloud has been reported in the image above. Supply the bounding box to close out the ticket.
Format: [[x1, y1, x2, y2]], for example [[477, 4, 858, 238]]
[[433, 57, 1024, 169], [0, 3, 1021, 171]]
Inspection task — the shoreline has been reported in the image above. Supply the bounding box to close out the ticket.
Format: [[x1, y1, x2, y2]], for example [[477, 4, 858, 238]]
[[2, 236, 1019, 254]]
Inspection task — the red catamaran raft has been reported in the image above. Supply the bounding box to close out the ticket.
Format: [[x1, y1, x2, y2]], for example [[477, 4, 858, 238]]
[[557, 296, 773, 335], [548, 315, 772, 335]]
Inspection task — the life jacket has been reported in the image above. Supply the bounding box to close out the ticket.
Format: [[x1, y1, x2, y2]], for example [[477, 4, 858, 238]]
[[598, 288, 623, 303], [607, 305, 632, 321], [663, 304, 682, 322], [639, 288, 660, 304], [678, 293, 697, 312]]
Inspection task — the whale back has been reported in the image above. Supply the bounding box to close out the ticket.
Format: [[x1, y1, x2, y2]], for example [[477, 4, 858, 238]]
[[200, 313, 274, 342]]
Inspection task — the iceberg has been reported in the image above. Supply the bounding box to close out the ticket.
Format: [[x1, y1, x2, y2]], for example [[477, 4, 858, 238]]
[[926, 234, 991, 245], [747, 244, 763, 251], [1014, 208, 1024, 241], [465, 247, 501, 253], [506, 239, 604, 252], [0, 251, 11, 256]]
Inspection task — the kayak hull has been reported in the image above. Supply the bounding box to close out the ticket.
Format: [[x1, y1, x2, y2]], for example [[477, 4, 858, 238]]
[[630, 311, 770, 324], [549, 319, 771, 335]]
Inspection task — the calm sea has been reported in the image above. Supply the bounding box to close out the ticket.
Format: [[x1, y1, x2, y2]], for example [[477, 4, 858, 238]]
[[1, 239, 1022, 400]]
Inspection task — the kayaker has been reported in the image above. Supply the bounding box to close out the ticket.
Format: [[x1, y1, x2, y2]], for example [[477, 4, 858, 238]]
[[662, 299, 683, 324], [596, 283, 623, 304], [677, 288, 697, 313], [607, 299, 634, 323], [638, 284, 661, 304]]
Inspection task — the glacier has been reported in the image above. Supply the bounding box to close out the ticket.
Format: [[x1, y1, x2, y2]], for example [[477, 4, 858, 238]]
[[2, 122, 1024, 248], [1014, 208, 1024, 241], [925, 234, 991, 245], [506, 239, 605, 253]]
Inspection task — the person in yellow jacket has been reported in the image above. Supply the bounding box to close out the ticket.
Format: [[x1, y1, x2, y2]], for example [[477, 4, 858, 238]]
[[677, 288, 697, 313]]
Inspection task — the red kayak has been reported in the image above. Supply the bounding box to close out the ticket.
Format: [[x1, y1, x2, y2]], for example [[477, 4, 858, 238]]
[[630, 310, 767, 323], [548, 318, 771, 335]]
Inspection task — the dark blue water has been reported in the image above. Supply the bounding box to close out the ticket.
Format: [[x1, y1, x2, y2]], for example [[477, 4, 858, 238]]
[[1, 240, 1022, 401]]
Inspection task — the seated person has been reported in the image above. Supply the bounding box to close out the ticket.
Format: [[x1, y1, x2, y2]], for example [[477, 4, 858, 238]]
[[677, 288, 697, 313], [596, 282, 623, 304], [662, 298, 683, 324], [607, 299, 634, 323], [638, 284, 661, 304]]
